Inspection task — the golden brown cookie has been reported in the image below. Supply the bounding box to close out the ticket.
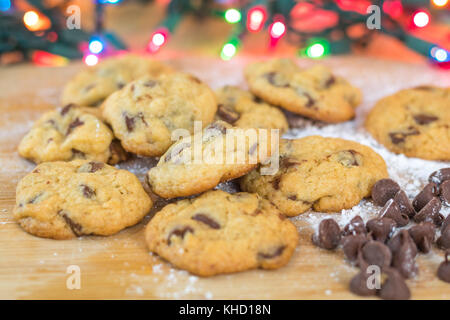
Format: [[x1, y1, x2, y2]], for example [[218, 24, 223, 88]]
[[102, 72, 217, 157], [241, 136, 388, 216], [365, 86, 450, 161], [14, 160, 152, 239], [244, 58, 362, 122], [18, 104, 126, 164], [147, 121, 277, 198], [61, 54, 173, 106], [145, 190, 299, 276]]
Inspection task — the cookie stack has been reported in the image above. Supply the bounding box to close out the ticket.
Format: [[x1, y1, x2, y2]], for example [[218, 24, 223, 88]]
[[14, 55, 450, 282]]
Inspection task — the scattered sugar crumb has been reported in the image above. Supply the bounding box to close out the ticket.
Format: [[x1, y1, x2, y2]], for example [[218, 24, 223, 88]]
[[325, 289, 332, 295], [125, 284, 144, 296], [188, 276, 198, 284], [152, 264, 163, 274], [205, 291, 213, 299]]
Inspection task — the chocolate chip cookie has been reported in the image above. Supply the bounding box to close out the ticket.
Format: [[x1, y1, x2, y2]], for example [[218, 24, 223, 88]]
[[240, 136, 388, 216], [102, 72, 217, 157], [365, 86, 450, 161], [145, 190, 299, 276], [215, 85, 289, 133], [244, 58, 362, 123], [14, 160, 152, 239], [18, 104, 127, 164], [147, 120, 276, 198], [62, 54, 173, 106]]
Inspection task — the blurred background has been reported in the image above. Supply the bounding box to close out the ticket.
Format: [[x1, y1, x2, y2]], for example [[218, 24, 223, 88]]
[[0, 0, 449, 67]]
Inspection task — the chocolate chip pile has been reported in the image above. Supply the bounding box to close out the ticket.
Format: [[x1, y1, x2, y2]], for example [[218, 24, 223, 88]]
[[312, 167, 450, 300]]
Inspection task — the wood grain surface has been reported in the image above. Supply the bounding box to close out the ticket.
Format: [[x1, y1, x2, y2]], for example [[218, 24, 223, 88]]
[[0, 57, 449, 300]]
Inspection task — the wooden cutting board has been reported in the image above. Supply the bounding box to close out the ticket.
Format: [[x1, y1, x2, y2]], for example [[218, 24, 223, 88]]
[[0, 56, 449, 299]]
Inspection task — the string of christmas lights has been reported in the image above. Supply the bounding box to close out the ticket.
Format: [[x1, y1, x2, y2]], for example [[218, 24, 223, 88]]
[[0, 0, 448, 67], [150, 0, 449, 67], [0, 0, 125, 66]]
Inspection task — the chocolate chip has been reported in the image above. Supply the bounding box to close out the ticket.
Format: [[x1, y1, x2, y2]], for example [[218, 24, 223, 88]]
[[258, 245, 286, 259], [192, 213, 220, 229], [287, 195, 297, 201], [324, 76, 336, 89], [413, 114, 438, 125], [413, 182, 439, 212], [337, 150, 361, 167], [360, 240, 392, 270], [378, 268, 411, 300], [280, 158, 304, 168], [379, 199, 409, 227], [124, 114, 135, 132], [66, 118, 84, 135], [408, 222, 435, 253], [349, 265, 377, 297], [442, 214, 450, 232], [189, 76, 201, 84], [46, 119, 56, 127], [251, 209, 262, 216], [366, 217, 396, 243], [388, 127, 420, 144], [414, 85, 433, 90], [437, 251, 450, 283], [393, 190, 415, 218], [83, 83, 95, 92], [87, 161, 104, 173], [371, 179, 401, 206], [251, 95, 263, 104], [312, 219, 341, 250], [440, 180, 450, 206], [437, 227, 450, 249], [167, 226, 194, 245], [27, 193, 43, 204], [295, 87, 315, 108], [71, 148, 85, 159], [60, 103, 75, 116], [81, 184, 95, 198], [303, 92, 315, 108], [217, 104, 240, 124], [272, 176, 281, 190], [143, 80, 157, 88], [429, 168, 450, 186], [264, 72, 289, 88], [414, 197, 443, 226], [342, 234, 368, 262], [58, 210, 83, 237], [342, 216, 366, 236], [389, 230, 418, 278]]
